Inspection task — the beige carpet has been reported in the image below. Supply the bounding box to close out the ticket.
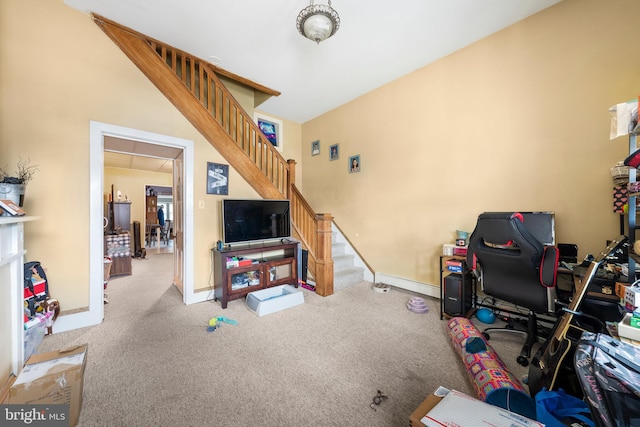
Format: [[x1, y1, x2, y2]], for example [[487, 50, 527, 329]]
[[38, 252, 530, 426]]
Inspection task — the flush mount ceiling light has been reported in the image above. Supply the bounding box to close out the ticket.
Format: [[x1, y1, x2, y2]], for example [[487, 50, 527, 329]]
[[296, 0, 340, 44]]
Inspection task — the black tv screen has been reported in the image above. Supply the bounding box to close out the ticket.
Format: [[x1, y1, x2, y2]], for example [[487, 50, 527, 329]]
[[222, 199, 291, 244]]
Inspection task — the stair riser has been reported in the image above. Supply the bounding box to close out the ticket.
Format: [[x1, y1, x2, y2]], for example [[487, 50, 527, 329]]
[[335, 269, 364, 290], [332, 243, 345, 256], [334, 256, 355, 271]]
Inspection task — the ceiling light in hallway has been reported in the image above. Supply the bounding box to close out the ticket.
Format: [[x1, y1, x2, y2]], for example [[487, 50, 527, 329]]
[[296, 0, 340, 44]]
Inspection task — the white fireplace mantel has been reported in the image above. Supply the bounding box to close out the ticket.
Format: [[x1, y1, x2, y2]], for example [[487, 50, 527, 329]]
[[0, 216, 38, 385]]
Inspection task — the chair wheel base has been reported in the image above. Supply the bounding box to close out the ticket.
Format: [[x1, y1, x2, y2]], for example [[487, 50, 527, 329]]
[[517, 355, 529, 367]]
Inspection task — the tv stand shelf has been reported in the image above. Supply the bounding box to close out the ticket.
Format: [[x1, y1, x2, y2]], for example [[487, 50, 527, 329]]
[[213, 241, 298, 308]]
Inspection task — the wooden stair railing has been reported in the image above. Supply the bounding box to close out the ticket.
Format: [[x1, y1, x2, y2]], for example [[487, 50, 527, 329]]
[[290, 186, 334, 296], [92, 15, 334, 295]]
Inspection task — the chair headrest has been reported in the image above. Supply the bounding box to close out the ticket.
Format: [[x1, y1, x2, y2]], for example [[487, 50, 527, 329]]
[[467, 212, 544, 267]]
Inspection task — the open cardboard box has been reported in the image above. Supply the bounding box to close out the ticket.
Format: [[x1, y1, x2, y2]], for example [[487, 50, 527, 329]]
[[7, 344, 88, 427]]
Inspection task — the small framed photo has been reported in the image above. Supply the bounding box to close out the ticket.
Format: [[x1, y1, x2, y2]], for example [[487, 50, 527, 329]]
[[254, 112, 283, 152], [311, 140, 320, 156], [330, 144, 339, 161], [207, 162, 229, 195], [348, 155, 361, 173]]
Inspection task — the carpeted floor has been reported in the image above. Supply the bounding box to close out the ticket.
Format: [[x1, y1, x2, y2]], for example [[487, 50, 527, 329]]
[[38, 252, 531, 426]]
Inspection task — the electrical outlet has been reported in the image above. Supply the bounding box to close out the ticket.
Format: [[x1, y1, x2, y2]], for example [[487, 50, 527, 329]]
[[198, 200, 205, 209]]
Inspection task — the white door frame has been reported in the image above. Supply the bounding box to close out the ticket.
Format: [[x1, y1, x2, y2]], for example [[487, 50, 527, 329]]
[[54, 121, 196, 332]]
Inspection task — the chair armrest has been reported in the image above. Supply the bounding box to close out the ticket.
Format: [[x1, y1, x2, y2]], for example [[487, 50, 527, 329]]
[[540, 246, 559, 287]]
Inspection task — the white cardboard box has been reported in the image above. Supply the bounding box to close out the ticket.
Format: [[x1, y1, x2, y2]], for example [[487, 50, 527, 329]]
[[618, 313, 640, 342], [421, 389, 543, 427]]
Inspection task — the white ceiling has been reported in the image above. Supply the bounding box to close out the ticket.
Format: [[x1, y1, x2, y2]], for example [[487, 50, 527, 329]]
[[104, 136, 178, 174], [65, 0, 561, 124]]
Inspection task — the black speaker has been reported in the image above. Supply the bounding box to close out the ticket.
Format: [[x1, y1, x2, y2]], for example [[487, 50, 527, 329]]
[[300, 249, 308, 282], [444, 273, 472, 317], [132, 220, 142, 258]]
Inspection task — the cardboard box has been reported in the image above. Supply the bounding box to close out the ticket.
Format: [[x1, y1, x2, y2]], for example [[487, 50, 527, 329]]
[[8, 344, 88, 427], [409, 387, 446, 427], [0, 376, 16, 404], [443, 244, 456, 256], [453, 246, 468, 256], [624, 284, 640, 308], [420, 389, 543, 427], [616, 281, 629, 299], [619, 313, 640, 342]]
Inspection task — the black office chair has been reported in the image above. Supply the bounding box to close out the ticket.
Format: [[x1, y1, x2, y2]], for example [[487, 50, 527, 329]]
[[467, 212, 560, 367]]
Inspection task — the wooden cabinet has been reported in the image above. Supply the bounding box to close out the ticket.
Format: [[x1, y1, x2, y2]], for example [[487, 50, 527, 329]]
[[109, 202, 131, 232], [146, 195, 157, 225], [213, 241, 298, 308]]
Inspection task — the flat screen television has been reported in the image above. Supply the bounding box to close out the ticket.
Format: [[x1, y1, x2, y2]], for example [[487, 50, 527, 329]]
[[222, 199, 291, 245]]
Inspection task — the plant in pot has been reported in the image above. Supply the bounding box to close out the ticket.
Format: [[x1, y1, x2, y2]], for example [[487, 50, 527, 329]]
[[0, 157, 38, 207]]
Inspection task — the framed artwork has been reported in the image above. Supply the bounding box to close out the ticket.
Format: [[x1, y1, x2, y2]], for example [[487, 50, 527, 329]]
[[207, 162, 229, 195], [348, 155, 361, 173], [254, 112, 283, 152], [311, 140, 320, 156], [330, 144, 339, 161]]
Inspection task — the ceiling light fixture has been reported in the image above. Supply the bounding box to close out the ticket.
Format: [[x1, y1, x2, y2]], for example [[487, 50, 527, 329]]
[[296, 0, 340, 44]]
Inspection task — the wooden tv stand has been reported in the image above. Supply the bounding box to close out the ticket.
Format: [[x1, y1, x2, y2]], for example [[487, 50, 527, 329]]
[[212, 241, 299, 308]]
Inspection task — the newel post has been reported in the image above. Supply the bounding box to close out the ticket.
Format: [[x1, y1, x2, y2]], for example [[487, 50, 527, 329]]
[[314, 213, 334, 296], [287, 159, 296, 199]]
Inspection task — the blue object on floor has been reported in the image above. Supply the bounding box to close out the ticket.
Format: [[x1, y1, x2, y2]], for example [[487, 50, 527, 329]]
[[476, 308, 496, 324], [216, 316, 238, 325]]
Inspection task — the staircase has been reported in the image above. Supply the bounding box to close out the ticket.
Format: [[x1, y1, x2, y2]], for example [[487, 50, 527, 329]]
[[93, 14, 342, 296], [331, 232, 365, 291]]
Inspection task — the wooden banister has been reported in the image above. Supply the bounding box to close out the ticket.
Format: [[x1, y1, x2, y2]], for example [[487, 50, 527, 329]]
[[92, 14, 333, 296]]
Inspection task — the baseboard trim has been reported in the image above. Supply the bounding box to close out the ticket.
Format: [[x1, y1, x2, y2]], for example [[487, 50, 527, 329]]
[[375, 273, 439, 299], [191, 289, 214, 304], [53, 309, 99, 333]]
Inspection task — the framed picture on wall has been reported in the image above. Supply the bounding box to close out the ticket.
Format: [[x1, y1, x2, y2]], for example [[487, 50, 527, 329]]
[[330, 144, 339, 160], [348, 155, 361, 173], [311, 140, 320, 156], [207, 162, 229, 195], [254, 112, 283, 152]]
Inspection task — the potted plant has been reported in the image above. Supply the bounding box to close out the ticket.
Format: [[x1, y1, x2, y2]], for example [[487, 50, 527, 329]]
[[0, 157, 38, 207]]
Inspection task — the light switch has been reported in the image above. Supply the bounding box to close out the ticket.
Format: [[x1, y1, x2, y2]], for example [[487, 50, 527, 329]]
[[198, 200, 205, 209]]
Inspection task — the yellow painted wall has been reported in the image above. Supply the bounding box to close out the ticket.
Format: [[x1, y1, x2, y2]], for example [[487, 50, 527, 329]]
[[0, 0, 302, 310], [301, 0, 640, 286]]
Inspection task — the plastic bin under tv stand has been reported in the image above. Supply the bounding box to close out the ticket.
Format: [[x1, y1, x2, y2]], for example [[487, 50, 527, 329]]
[[213, 241, 299, 309]]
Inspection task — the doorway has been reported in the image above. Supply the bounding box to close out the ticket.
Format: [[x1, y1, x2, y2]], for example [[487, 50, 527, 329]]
[[143, 185, 174, 252], [56, 121, 197, 333]]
